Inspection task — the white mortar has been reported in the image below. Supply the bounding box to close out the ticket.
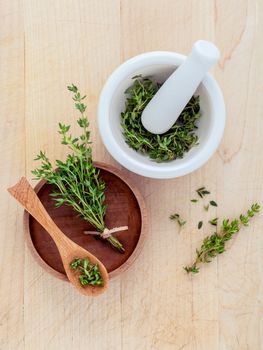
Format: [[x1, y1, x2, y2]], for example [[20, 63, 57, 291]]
[[98, 51, 225, 179]]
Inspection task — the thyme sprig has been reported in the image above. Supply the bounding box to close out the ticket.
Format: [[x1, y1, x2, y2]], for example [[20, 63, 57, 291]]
[[121, 76, 201, 162], [32, 84, 124, 253], [184, 203, 260, 274], [170, 213, 186, 227], [196, 186, 210, 198], [209, 217, 218, 226], [70, 257, 103, 286]]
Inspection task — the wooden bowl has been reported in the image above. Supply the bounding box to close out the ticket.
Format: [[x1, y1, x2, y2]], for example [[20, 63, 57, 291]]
[[24, 162, 147, 280]]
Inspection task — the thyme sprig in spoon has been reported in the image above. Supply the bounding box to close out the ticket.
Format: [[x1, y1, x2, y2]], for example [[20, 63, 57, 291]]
[[32, 84, 125, 253], [70, 257, 103, 286]]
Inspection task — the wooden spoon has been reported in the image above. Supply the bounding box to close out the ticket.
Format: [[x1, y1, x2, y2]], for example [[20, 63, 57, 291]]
[[8, 177, 109, 297]]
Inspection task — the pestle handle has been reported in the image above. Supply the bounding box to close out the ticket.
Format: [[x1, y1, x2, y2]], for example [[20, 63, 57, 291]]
[[141, 40, 220, 134]]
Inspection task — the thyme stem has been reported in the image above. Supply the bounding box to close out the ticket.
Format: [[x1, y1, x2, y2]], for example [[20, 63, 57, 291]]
[[32, 84, 124, 252]]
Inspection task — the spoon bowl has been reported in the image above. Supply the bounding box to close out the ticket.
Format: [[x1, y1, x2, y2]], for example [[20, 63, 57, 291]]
[[58, 240, 109, 297], [8, 177, 109, 297]]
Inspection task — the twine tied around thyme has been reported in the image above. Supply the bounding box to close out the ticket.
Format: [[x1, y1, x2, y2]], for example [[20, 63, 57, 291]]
[[84, 226, 129, 239]]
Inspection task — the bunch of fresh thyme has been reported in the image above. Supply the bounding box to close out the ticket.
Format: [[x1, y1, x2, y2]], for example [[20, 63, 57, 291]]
[[184, 203, 260, 273], [32, 85, 124, 253], [70, 257, 103, 286], [121, 75, 201, 162]]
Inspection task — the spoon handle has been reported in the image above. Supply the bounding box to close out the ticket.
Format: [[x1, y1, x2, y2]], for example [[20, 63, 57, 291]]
[[8, 177, 71, 250]]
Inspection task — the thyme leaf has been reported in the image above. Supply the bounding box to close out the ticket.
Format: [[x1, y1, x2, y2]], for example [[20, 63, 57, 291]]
[[198, 221, 203, 229], [204, 204, 209, 211]]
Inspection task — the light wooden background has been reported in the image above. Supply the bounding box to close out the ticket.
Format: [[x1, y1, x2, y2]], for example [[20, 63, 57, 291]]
[[1, 1, 263, 349]]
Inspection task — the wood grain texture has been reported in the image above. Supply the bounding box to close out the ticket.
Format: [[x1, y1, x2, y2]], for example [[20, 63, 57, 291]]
[[1, 0, 263, 349], [0, 0, 25, 349]]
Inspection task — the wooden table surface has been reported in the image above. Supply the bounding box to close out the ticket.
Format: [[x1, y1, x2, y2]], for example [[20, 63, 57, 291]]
[[1, 1, 263, 349]]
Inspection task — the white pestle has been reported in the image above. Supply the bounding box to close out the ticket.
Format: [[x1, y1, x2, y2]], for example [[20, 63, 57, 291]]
[[141, 40, 220, 134]]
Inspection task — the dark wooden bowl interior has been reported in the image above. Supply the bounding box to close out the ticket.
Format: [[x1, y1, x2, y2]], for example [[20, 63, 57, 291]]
[[27, 166, 143, 278]]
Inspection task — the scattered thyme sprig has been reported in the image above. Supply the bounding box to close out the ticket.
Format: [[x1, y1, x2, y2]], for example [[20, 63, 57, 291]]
[[184, 203, 260, 274], [170, 213, 186, 227], [121, 75, 201, 162], [70, 257, 103, 286], [196, 186, 210, 198], [32, 85, 124, 253], [209, 217, 218, 226]]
